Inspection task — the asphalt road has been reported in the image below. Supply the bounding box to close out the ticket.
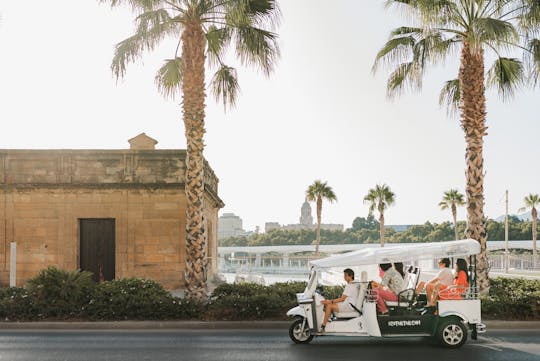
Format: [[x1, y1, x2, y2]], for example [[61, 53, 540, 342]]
[[0, 329, 538, 361]]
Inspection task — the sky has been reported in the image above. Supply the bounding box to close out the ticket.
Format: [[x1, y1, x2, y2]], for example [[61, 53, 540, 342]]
[[0, 1, 538, 231]]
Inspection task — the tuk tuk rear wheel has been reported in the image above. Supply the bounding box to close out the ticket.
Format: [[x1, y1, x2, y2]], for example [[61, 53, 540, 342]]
[[437, 318, 467, 348], [289, 318, 314, 344]]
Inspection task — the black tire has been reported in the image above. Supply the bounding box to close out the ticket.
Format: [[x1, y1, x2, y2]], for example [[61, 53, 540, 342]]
[[289, 318, 314, 344], [437, 318, 468, 348]]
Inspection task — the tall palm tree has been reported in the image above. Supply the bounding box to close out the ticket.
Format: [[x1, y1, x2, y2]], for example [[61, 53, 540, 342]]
[[364, 184, 395, 247], [373, 0, 540, 291], [439, 189, 465, 240], [518, 193, 539, 258], [102, 0, 280, 300], [306, 181, 337, 255]]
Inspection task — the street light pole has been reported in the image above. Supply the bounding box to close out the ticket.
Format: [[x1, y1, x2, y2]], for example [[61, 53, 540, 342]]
[[505, 190, 509, 274]]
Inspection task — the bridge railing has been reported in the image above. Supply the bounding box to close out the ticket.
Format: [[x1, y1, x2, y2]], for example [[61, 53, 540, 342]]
[[489, 254, 540, 271]]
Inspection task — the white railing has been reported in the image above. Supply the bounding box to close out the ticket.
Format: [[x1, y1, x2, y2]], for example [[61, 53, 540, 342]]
[[489, 254, 540, 271]]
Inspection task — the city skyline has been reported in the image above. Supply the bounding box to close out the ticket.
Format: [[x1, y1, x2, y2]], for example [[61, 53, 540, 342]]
[[0, 1, 538, 231]]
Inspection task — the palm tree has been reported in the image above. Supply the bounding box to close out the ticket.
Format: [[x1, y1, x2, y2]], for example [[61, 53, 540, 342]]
[[306, 181, 337, 255], [373, 0, 540, 291], [518, 194, 539, 258], [364, 184, 395, 247], [102, 0, 280, 300], [439, 189, 465, 240]]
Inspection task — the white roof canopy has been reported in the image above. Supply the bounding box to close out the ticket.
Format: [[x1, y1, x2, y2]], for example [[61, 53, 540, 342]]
[[310, 239, 481, 269]]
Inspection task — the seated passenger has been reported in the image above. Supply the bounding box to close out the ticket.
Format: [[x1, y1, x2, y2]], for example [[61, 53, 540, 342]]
[[394, 262, 406, 280], [320, 268, 357, 332], [371, 263, 405, 315], [428, 258, 469, 306], [416, 258, 453, 303]]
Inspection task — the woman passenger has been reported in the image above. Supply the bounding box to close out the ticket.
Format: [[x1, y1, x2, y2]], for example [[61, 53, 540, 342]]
[[371, 263, 405, 315], [428, 258, 469, 306]]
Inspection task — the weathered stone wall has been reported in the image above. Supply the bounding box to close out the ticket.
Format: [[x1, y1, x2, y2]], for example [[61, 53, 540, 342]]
[[0, 149, 223, 289]]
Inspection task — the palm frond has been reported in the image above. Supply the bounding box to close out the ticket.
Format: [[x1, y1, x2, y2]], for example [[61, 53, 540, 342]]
[[386, 62, 422, 98], [372, 35, 416, 72], [473, 17, 519, 49], [155, 57, 183, 99], [111, 8, 178, 79], [518, 0, 540, 33], [439, 79, 461, 115], [206, 26, 231, 67], [487, 57, 524, 100], [99, 0, 161, 12], [527, 38, 540, 85], [234, 26, 279, 75], [222, 0, 280, 29], [210, 65, 240, 109], [307, 180, 337, 203]]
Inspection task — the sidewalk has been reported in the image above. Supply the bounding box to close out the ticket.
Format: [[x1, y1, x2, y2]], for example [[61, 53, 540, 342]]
[[0, 320, 537, 330]]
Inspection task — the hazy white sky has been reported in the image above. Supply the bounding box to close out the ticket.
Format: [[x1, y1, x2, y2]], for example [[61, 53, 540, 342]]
[[0, 1, 538, 231]]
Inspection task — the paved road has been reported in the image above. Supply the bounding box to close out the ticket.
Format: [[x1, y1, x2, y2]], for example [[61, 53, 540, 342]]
[[0, 329, 538, 361]]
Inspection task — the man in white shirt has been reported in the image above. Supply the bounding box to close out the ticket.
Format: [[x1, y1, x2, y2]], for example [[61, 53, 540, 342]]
[[320, 268, 358, 332], [416, 258, 453, 303]]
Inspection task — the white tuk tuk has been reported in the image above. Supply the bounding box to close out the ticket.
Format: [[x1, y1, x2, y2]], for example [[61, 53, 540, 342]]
[[287, 239, 487, 348]]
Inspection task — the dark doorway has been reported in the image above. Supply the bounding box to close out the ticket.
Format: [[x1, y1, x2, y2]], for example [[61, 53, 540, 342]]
[[80, 218, 115, 282]]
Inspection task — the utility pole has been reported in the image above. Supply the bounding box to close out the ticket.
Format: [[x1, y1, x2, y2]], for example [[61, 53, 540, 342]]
[[505, 190, 509, 274]]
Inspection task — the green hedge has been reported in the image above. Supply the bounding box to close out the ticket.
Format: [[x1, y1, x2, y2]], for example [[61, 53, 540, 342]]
[[481, 278, 540, 320], [0, 268, 538, 321]]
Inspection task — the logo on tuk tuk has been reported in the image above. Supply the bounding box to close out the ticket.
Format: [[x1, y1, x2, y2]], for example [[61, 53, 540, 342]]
[[388, 320, 421, 327]]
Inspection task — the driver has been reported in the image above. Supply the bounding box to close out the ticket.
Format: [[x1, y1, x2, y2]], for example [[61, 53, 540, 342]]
[[319, 268, 357, 332]]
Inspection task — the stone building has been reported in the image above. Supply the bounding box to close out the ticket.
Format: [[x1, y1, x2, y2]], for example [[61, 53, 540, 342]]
[[0, 133, 223, 289]]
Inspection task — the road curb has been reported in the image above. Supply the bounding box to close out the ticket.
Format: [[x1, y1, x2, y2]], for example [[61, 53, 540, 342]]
[[0, 320, 537, 330], [0, 321, 290, 330]]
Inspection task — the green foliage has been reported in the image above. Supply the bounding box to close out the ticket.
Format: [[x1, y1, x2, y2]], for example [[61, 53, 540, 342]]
[[26, 266, 95, 318], [482, 278, 540, 320], [0, 287, 38, 321], [220, 217, 537, 247], [208, 281, 306, 320], [373, 0, 539, 105], [84, 278, 201, 320], [351, 215, 379, 231], [103, 0, 281, 108], [0, 274, 539, 321]]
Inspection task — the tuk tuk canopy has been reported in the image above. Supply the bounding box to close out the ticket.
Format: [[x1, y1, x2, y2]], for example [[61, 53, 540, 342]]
[[310, 239, 480, 269]]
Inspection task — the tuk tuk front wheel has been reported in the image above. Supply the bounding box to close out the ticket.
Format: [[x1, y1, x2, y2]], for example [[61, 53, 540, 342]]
[[289, 318, 314, 344], [437, 318, 467, 348]]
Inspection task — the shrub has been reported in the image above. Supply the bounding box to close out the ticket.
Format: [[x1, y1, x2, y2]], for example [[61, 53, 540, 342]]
[[26, 266, 95, 319], [0, 287, 38, 321], [208, 282, 307, 320], [482, 277, 540, 320], [84, 278, 202, 320]]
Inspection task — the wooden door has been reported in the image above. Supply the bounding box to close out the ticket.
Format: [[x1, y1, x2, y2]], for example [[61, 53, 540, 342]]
[[80, 219, 115, 282]]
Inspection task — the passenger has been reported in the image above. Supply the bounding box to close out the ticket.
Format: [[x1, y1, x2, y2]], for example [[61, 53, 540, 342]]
[[416, 258, 453, 304], [394, 262, 405, 279], [320, 268, 357, 332], [428, 258, 469, 306], [371, 263, 405, 315]]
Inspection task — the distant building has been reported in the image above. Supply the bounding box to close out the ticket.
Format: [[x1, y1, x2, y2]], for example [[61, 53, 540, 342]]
[[265, 199, 343, 232], [218, 213, 248, 239]]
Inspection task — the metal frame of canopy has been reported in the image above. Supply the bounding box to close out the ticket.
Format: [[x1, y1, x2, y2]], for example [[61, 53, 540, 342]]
[[309, 239, 480, 268], [309, 239, 480, 291]]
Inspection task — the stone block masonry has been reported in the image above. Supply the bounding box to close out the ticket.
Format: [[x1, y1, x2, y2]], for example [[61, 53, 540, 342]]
[[0, 135, 223, 289]]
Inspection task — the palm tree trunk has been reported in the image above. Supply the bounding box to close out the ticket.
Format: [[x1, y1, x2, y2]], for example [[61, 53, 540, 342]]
[[452, 204, 458, 241], [315, 197, 322, 255], [379, 212, 385, 247], [459, 42, 489, 292], [182, 22, 208, 301]]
